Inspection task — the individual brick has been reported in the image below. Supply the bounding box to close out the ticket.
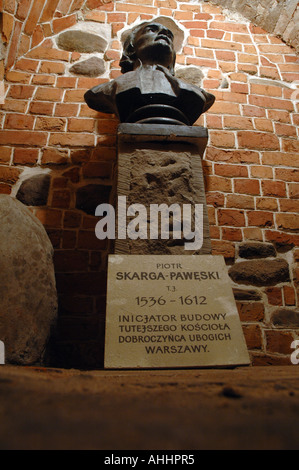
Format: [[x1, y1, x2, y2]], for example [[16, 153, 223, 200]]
[[237, 302, 264, 322], [214, 163, 248, 178], [276, 213, 299, 232], [35, 207, 63, 228], [242, 324, 263, 350], [256, 198, 278, 211], [24, 0, 47, 35], [67, 118, 94, 133], [262, 180, 287, 197], [42, 148, 69, 165], [209, 130, 236, 148], [49, 132, 95, 147], [7, 85, 35, 99], [4, 113, 35, 130], [226, 194, 255, 210], [205, 175, 232, 192], [279, 199, 299, 213], [6, 20, 22, 69], [211, 240, 235, 259], [262, 152, 299, 167], [40, 0, 60, 22], [238, 131, 280, 150], [0, 166, 22, 184], [50, 189, 71, 209], [52, 14, 77, 34], [0, 130, 48, 147], [250, 166, 273, 179], [283, 286, 296, 306], [34, 87, 64, 102], [265, 330, 294, 355], [205, 148, 259, 164], [266, 287, 283, 306], [234, 179, 260, 195], [13, 148, 39, 165], [35, 116, 66, 131], [247, 210, 274, 227], [217, 209, 246, 227], [29, 101, 54, 115], [249, 95, 294, 111]]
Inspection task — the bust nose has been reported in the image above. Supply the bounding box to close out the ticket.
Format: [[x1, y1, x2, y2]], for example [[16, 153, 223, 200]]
[[158, 27, 170, 36]]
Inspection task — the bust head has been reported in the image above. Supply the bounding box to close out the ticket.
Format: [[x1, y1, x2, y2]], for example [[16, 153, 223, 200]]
[[119, 22, 176, 75]]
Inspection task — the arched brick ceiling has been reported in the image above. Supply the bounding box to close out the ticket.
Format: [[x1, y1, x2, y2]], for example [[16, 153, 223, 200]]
[[2, 0, 298, 73], [2, 0, 114, 70], [204, 0, 298, 52]]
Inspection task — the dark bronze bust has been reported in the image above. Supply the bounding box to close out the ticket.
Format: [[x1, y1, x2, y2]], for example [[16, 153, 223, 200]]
[[84, 22, 215, 126]]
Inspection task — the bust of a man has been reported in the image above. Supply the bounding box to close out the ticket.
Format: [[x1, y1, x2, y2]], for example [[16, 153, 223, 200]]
[[84, 22, 215, 126]]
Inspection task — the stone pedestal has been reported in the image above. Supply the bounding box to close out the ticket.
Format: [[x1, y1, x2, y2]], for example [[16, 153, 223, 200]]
[[104, 124, 250, 369], [114, 123, 211, 255]]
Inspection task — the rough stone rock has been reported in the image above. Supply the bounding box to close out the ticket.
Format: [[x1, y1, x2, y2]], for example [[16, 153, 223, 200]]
[[16, 174, 51, 206], [70, 57, 106, 77], [233, 288, 262, 301], [271, 308, 299, 328], [76, 184, 111, 215], [175, 66, 204, 87], [115, 137, 211, 255], [57, 30, 107, 53], [229, 259, 290, 287], [238, 242, 276, 259], [0, 195, 57, 365]]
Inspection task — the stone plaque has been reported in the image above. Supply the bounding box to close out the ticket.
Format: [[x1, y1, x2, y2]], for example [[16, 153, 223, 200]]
[[104, 255, 250, 369]]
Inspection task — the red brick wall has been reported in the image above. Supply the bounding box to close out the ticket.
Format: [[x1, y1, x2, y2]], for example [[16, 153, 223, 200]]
[[1, 0, 298, 368]]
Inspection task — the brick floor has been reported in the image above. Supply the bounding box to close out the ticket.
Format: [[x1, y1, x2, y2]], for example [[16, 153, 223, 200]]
[[0, 365, 299, 450]]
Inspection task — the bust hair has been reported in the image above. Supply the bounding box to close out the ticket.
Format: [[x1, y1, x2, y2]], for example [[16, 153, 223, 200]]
[[119, 22, 176, 75]]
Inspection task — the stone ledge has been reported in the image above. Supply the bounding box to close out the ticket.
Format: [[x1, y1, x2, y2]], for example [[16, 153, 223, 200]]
[[117, 123, 208, 154]]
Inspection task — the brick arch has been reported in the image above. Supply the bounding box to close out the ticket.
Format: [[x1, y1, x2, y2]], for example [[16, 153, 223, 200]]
[[153, 0, 298, 52], [202, 0, 299, 53], [3, 0, 298, 75], [3, 0, 112, 70]]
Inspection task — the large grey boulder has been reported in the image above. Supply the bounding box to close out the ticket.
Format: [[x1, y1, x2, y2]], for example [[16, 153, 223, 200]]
[[0, 195, 58, 365]]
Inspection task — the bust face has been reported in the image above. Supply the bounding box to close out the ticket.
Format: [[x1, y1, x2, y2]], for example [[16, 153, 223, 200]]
[[132, 22, 176, 70]]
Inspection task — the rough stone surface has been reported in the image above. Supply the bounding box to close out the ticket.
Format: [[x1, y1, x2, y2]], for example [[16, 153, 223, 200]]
[[233, 288, 262, 301], [0, 195, 57, 365], [229, 258, 290, 286], [75, 184, 111, 215], [16, 174, 51, 206], [57, 30, 107, 53], [271, 308, 299, 328], [116, 137, 211, 255], [70, 57, 106, 77], [277, 7, 299, 52], [175, 66, 204, 87], [238, 242, 276, 259], [210, 0, 299, 52]]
